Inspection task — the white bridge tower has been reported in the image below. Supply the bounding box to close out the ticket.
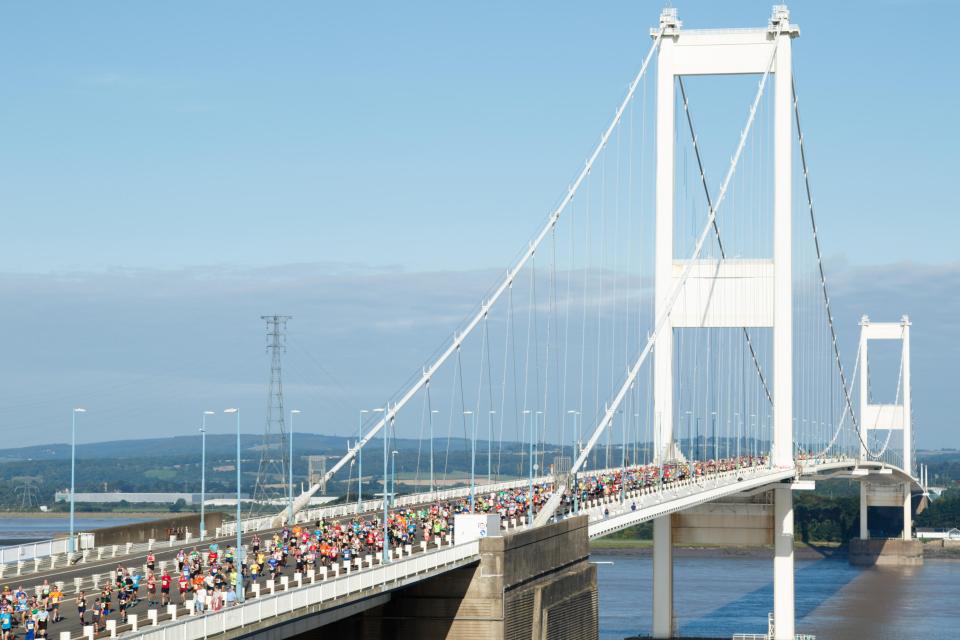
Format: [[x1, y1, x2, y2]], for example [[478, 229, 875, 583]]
[[651, 6, 799, 639], [857, 315, 914, 541]]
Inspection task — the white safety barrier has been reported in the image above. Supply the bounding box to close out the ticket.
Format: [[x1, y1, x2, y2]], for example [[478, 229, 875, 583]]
[[0, 455, 876, 582], [0, 537, 71, 564], [582, 464, 796, 539], [117, 541, 481, 640]]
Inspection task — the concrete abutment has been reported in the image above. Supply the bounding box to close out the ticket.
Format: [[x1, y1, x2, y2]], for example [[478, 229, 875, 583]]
[[316, 515, 598, 639]]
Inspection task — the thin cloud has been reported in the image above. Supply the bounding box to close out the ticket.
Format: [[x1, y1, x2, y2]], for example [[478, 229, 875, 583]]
[[0, 260, 953, 447]]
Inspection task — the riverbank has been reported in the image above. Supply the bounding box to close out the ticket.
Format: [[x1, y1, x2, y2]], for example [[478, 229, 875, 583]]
[[922, 542, 960, 559], [0, 511, 171, 519]]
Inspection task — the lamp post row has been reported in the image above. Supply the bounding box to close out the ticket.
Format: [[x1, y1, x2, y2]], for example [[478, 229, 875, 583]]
[[66, 406, 302, 601]]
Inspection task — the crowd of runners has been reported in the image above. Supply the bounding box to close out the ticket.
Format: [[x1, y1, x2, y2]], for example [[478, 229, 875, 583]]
[[0, 454, 767, 638], [0, 582, 64, 640]]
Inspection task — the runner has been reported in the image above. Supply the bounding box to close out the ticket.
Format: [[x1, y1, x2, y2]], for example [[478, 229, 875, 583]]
[[193, 586, 206, 614], [160, 571, 172, 607], [0, 606, 12, 640], [23, 611, 36, 640], [146, 573, 157, 606], [49, 585, 62, 623], [131, 572, 142, 603], [96, 598, 107, 633], [178, 574, 188, 603], [90, 598, 100, 633], [35, 605, 48, 639]]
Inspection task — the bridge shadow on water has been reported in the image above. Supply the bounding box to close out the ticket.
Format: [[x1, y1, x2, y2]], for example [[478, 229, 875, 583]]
[[678, 546, 860, 637]]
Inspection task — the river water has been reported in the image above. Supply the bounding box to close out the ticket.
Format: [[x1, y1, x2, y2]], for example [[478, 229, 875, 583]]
[[595, 550, 960, 639], [0, 516, 150, 547]]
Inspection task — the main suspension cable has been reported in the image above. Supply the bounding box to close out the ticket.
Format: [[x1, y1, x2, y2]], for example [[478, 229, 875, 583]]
[[303, 26, 668, 506]]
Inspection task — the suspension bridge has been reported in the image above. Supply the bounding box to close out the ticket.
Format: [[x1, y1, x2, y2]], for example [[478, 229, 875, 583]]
[[4, 5, 929, 640]]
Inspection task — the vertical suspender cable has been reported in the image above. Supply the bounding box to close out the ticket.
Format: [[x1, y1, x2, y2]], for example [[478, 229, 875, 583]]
[[299, 29, 668, 511]]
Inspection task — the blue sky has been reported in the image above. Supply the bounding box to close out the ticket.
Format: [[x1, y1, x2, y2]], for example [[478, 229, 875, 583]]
[[0, 1, 956, 449]]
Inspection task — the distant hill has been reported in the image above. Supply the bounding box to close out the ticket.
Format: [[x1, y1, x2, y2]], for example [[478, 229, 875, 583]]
[[0, 432, 483, 464]]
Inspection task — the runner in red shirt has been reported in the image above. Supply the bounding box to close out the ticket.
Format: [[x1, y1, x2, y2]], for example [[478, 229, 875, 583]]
[[178, 575, 189, 603], [160, 571, 172, 606], [146, 573, 157, 606]]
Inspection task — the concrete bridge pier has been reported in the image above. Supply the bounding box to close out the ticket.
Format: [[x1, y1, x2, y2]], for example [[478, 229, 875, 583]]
[[772, 487, 795, 640], [319, 515, 598, 639], [860, 481, 869, 540], [902, 480, 913, 541], [651, 515, 673, 639], [858, 480, 915, 542], [852, 479, 922, 566]]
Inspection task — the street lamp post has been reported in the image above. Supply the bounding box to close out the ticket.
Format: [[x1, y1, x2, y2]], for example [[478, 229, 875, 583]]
[[621, 409, 627, 505], [429, 409, 439, 496], [200, 411, 214, 541], [289, 409, 300, 525], [698, 417, 704, 462], [711, 411, 718, 461], [734, 412, 741, 461], [69, 407, 86, 554], [522, 410, 534, 523], [360, 408, 384, 513], [633, 412, 640, 466], [487, 410, 496, 484], [567, 410, 580, 514], [382, 412, 394, 564], [390, 450, 399, 507], [358, 410, 368, 511], [224, 408, 243, 603], [464, 411, 475, 512], [567, 410, 580, 459]]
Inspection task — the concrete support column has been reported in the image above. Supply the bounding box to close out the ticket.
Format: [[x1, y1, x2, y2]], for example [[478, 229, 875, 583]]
[[901, 318, 912, 475], [859, 482, 869, 540], [902, 481, 912, 541], [773, 487, 794, 640], [771, 9, 793, 471], [653, 23, 676, 465], [858, 317, 869, 462], [652, 515, 674, 639]]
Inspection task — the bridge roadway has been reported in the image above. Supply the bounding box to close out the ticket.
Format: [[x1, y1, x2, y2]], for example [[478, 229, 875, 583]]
[[0, 459, 714, 636], [0, 470, 563, 582], [5, 456, 919, 640], [1, 468, 606, 639], [2, 478, 535, 640], [579, 457, 921, 539], [1, 465, 619, 582], [10, 526, 472, 640]]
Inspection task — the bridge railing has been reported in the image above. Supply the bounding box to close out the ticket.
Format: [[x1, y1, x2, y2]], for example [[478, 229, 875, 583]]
[[0, 537, 71, 564], [118, 540, 482, 640], [219, 473, 559, 536], [0, 463, 625, 577], [0, 531, 210, 581], [579, 464, 795, 538]]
